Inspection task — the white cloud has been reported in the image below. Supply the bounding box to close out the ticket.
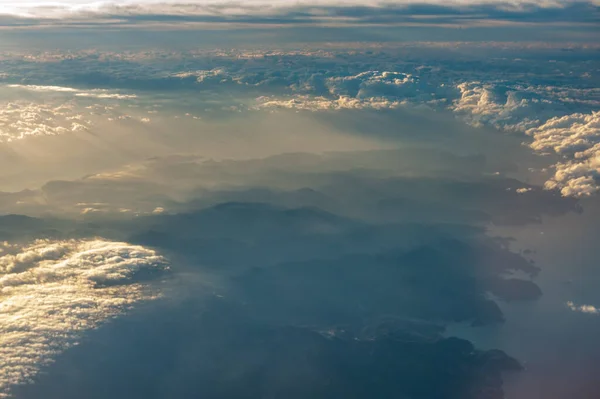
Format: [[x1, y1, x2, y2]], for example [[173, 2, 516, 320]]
[[75, 93, 137, 100], [567, 301, 600, 315], [0, 101, 80, 142], [528, 112, 600, 155], [255, 95, 406, 111], [0, 239, 169, 398], [451, 82, 543, 132], [451, 82, 600, 197], [254, 70, 447, 111], [451, 83, 600, 133], [6, 84, 78, 93], [0, 85, 145, 142], [516, 187, 532, 193], [325, 71, 413, 98], [172, 69, 229, 83], [8, 84, 137, 100], [528, 112, 600, 197]]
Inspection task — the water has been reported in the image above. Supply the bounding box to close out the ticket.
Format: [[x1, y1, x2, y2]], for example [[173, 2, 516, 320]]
[[446, 197, 600, 399]]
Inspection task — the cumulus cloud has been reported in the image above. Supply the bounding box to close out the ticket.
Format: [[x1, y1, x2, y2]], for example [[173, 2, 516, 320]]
[[0, 239, 169, 397], [0, 85, 146, 142], [450, 82, 600, 197], [527, 112, 600, 156], [0, 101, 87, 142], [254, 70, 448, 111], [527, 112, 600, 197], [451, 82, 543, 131], [451, 83, 599, 132]]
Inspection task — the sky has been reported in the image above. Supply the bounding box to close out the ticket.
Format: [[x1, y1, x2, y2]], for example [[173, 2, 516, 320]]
[[0, 1, 599, 399]]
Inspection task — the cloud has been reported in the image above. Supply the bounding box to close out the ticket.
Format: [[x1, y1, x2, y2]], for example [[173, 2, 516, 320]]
[[567, 301, 600, 314], [0, 1, 597, 28], [252, 70, 450, 110], [451, 82, 542, 131], [527, 112, 600, 155], [256, 78, 599, 199], [451, 83, 600, 133], [0, 85, 145, 142], [7, 84, 137, 100], [6, 84, 78, 93], [450, 82, 600, 197], [256, 94, 407, 111], [0, 239, 169, 398], [528, 112, 600, 197], [0, 101, 84, 142], [516, 187, 532, 193], [1, 45, 597, 198]]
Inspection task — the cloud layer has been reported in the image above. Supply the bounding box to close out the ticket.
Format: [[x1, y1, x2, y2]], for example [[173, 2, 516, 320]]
[[0, 0, 598, 28], [0, 43, 597, 197], [0, 84, 146, 142], [0, 239, 169, 398]]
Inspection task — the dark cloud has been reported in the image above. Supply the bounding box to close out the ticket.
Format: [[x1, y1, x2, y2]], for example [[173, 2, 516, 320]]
[[0, 1, 598, 28]]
